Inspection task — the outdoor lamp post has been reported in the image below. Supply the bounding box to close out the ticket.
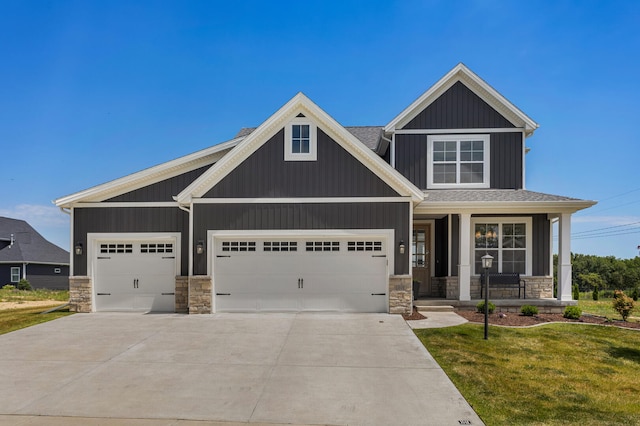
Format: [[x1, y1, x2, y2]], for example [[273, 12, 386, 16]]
[[481, 253, 494, 340]]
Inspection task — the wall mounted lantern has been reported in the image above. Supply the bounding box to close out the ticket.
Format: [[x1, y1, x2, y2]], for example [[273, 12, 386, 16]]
[[74, 242, 83, 256], [398, 240, 405, 254], [196, 240, 204, 255]]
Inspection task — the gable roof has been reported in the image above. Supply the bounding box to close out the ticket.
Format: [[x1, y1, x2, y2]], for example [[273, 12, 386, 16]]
[[0, 217, 69, 264], [55, 137, 240, 207], [384, 63, 539, 136], [176, 93, 424, 203]]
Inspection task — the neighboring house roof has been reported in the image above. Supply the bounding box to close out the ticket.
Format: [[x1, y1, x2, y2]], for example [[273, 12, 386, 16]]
[[416, 189, 596, 214], [235, 126, 385, 152], [384, 63, 539, 136], [0, 217, 69, 265], [177, 92, 424, 203], [55, 137, 241, 207]]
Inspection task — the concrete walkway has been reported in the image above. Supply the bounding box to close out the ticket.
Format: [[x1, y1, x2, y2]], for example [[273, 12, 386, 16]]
[[0, 313, 482, 426], [406, 311, 469, 329]]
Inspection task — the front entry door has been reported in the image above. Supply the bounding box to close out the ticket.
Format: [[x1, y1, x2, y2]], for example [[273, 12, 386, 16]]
[[412, 224, 433, 297]]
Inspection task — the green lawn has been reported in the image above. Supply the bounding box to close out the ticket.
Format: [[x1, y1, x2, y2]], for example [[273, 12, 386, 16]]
[[578, 296, 639, 322], [0, 288, 69, 303], [415, 324, 640, 426], [0, 305, 72, 335]]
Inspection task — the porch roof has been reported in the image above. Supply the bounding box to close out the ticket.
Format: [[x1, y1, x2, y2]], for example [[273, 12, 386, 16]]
[[415, 189, 596, 215]]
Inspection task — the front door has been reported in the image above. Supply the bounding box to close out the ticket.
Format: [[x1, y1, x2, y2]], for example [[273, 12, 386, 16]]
[[412, 224, 432, 297]]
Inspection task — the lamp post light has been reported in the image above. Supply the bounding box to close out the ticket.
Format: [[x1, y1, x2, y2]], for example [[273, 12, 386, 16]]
[[481, 253, 494, 340]]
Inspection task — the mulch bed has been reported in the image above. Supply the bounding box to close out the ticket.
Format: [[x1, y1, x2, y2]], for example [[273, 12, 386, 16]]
[[402, 307, 640, 330]]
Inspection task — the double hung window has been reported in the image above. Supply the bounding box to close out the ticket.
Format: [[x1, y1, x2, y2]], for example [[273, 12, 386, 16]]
[[285, 117, 317, 161], [10, 267, 20, 283], [427, 135, 490, 188]]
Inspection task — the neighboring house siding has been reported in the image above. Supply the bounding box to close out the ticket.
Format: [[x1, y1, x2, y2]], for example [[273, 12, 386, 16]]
[[395, 132, 523, 189], [73, 207, 189, 276], [26, 264, 70, 290], [402, 81, 515, 129], [106, 165, 211, 202], [193, 202, 410, 275], [205, 129, 399, 198], [1, 264, 20, 285]]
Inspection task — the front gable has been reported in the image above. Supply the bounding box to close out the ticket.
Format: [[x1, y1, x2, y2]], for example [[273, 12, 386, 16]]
[[205, 126, 399, 198], [178, 93, 423, 203]]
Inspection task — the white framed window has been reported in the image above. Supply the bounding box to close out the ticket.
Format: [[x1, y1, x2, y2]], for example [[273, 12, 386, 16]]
[[284, 117, 317, 161], [427, 134, 490, 188], [471, 217, 532, 275], [10, 267, 20, 283]]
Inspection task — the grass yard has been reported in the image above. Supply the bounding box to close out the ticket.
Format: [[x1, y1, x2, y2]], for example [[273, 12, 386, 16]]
[[0, 305, 72, 335], [415, 324, 640, 426], [578, 296, 639, 322], [0, 288, 69, 303]]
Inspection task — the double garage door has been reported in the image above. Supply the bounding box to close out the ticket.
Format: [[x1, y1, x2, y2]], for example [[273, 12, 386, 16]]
[[214, 235, 389, 312], [94, 241, 176, 312]]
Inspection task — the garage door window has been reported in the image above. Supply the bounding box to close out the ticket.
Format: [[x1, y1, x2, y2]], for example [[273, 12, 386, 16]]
[[222, 241, 256, 252], [100, 243, 133, 254], [141, 243, 173, 253], [347, 241, 383, 252], [264, 242, 297, 252], [306, 241, 340, 252]]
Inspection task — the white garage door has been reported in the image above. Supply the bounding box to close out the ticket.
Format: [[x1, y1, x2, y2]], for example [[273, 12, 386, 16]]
[[94, 241, 176, 312], [214, 235, 389, 312]]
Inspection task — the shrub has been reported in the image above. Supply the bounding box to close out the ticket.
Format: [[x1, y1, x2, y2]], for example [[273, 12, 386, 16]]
[[612, 290, 635, 321], [17, 279, 31, 291], [572, 284, 580, 301], [476, 300, 496, 314], [520, 305, 539, 316], [592, 287, 599, 301], [631, 287, 639, 302], [2, 284, 15, 290], [563, 306, 582, 320]]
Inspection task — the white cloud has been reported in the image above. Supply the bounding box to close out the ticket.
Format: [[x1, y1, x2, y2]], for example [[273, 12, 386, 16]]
[[0, 204, 69, 228]]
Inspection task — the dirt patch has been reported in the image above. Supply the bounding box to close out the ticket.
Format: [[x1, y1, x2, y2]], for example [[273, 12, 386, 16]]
[[455, 310, 640, 330], [0, 301, 66, 311], [402, 307, 427, 321]]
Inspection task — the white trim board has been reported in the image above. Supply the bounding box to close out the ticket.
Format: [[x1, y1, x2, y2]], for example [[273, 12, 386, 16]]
[[193, 197, 412, 204]]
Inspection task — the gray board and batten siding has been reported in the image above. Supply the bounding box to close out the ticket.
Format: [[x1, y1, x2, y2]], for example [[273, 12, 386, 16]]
[[402, 81, 515, 130], [73, 207, 189, 276], [206, 128, 400, 198], [395, 132, 523, 190], [193, 202, 411, 276], [444, 214, 550, 278]]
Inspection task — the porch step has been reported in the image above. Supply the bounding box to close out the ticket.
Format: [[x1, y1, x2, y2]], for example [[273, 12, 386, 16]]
[[415, 305, 455, 313]]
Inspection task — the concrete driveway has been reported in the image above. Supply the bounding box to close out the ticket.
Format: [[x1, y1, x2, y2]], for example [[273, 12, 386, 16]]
[[0, 313, 482, 426]]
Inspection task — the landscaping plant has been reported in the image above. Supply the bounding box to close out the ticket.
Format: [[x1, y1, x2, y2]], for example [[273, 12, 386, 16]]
[[612, 290, 635, 321], [476, 300, 495, 314], [520, 305, 538, 316], [563, 305, 582, 319]]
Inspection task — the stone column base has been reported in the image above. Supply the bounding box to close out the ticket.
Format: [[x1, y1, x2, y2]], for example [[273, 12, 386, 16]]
[[175, 276, 189, 313], [189, 276, 212, 314], [69, 276, 92, 313], [389, 275, 412, 314]]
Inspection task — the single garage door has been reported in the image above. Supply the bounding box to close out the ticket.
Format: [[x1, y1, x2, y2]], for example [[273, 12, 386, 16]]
[[94, 241, 176, 312], [214, 235, 388, 312]]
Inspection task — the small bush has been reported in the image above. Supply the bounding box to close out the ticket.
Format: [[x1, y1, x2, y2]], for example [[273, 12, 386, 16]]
[[612, 290, 635, 321], [17, 279, 32, 291], [476, 300, 496, 314], [631, 287, 639, 302], [592, 287, 599, 301], [572, 284, 580, 301], [2, 284, 15, 290], [520, 305, 539, 316], [563, 306, 582, 320]]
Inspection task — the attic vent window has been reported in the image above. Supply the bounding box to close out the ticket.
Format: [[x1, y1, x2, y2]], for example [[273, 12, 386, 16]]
[[285, 118, 317, 161]]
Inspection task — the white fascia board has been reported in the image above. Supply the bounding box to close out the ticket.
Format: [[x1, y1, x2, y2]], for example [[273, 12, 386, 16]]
[[384, 63, 539, 135], [54, 138, 242, 207], [177, 93, 424, 204], [414, 200, 597, 215]]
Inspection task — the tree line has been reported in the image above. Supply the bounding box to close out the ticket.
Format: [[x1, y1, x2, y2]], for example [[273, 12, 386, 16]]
[[554, 253, 640, 292]]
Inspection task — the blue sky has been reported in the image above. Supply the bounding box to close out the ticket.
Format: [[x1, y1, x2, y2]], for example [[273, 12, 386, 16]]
[[1, 0, 639, 259]]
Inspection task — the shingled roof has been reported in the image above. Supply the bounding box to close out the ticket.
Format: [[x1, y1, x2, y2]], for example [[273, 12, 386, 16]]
[[422, 189, 586, 203], [0, 217, 69, 264]]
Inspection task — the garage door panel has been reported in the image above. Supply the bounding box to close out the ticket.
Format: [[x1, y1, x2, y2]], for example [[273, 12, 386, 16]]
[[214, 235, 389, 313]]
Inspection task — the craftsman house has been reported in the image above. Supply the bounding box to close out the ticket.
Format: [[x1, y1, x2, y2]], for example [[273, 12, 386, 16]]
[[55, 63, 595, 314], [0, 216, 70, 290]]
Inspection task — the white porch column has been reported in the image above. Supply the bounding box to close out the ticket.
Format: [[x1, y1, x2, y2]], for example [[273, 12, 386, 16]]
[[458, 213, 471, 301], [557, 212, 573, 301]]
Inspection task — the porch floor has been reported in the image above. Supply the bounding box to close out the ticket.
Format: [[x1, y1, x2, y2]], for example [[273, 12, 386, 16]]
[[414, 298, 577, 314]]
